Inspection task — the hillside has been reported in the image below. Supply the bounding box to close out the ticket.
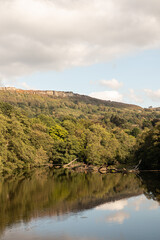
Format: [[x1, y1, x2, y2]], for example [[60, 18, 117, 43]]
[[0, 87, 160, 174], [0, 87, 142, 110]]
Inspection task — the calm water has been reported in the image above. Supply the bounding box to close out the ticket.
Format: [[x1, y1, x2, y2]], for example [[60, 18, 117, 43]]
[[0, 169, 160, 240]]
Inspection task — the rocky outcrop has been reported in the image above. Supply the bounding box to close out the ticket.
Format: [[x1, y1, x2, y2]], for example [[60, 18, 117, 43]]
[[0, 87, 17, 91], [0, 87, 74, 97]]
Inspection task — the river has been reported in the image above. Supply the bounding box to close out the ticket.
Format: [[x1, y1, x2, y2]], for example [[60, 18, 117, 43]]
[[0, 169, 160, 240]]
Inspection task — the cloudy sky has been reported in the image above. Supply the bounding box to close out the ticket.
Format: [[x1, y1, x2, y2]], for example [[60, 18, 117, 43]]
[[0, 0, 160, 107]]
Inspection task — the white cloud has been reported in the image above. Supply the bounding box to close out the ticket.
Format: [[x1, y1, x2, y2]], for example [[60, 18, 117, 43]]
[[106, 211, 130, 224], [0, 0, 160, 79], [144, 89, 160, 102], [128, 89, 143, 103], [89, 91, 123, 102], [96, 199, 128, 211], [100, 79, 123, 90]]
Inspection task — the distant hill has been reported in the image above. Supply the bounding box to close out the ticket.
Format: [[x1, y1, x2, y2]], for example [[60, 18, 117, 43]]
[[70, 93, 142, 110], [0, 87, 142, 110]]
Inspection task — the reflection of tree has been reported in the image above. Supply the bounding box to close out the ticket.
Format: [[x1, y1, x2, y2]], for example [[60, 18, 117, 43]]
[[0, 170, 142, 236], [140, 173, 160, 203]]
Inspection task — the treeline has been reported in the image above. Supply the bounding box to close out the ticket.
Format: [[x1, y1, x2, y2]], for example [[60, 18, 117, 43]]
[[0, 90, 160, 174]]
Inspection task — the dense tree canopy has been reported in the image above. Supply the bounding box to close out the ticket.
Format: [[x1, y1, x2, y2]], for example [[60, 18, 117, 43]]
[[135, 123, 160, 170]]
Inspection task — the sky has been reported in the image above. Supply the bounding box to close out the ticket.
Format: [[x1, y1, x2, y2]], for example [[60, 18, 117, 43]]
[[0, 0, 160, 107]]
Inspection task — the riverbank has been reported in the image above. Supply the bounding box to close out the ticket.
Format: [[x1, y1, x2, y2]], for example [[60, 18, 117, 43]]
[[52, 162, 140, 174]]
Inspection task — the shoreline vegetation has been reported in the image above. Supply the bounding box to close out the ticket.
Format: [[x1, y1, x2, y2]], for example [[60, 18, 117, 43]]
[[0, 88, 160, 176], [52, 160, 160, 173]]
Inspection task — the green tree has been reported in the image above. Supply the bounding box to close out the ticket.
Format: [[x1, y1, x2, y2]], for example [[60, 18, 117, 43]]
[[49, 124, 68, 140]]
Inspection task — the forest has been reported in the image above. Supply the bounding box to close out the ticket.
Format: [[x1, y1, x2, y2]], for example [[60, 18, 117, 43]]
[[0, 89, 160, 175]]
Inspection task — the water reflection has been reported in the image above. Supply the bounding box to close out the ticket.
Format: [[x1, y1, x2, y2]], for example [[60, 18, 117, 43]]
[[0, 170, 160, 240], [96, 199, 128, 211], [106, 211, 130, 224]]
